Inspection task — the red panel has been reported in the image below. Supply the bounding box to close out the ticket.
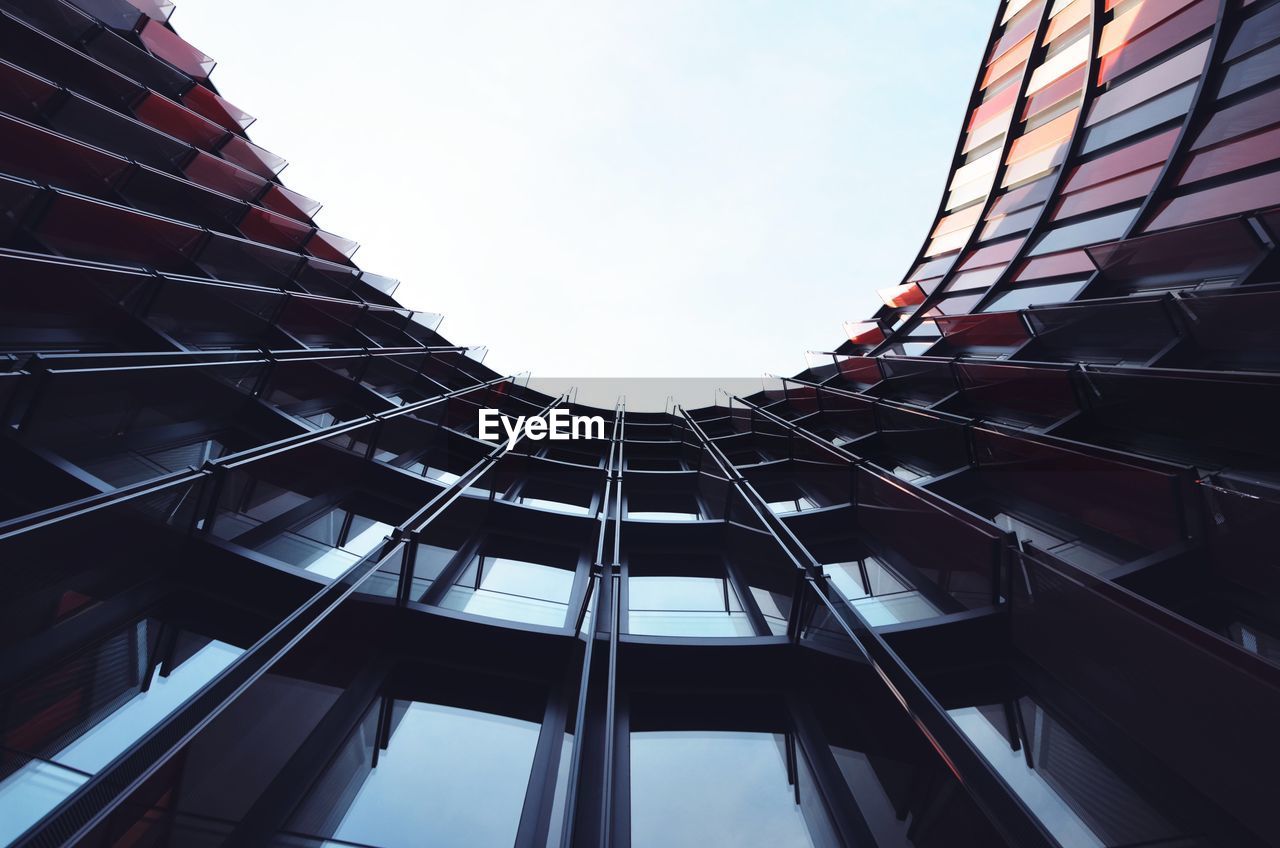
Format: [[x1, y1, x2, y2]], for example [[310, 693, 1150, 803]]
[[972, 428, 1185, 550], [969, 80, 1021, 131], [984, 35, 1034, 89], [239, 206, 313, 251], [937, 311, 1031, 348], [0, 59, 61, 122], [936, 312, 1034, 348], [1098, 0, 1217, 85], [181, 82, 254, 132], [1053, 165, 1161, 220], [1008, 108, 1079, 163], [1022, 64, 1086, 121], [139, 18, 214, 79], [854, 466, 1001, 602], [837, 356, 883, 387], [933, 203, 985, 238], [306, 230, 359, 264], [1145, 168, 1280, 230], [218, 136, 286, 179], [958, 237, 1024, 270], [1045, 0, 1090, 43], [1180, 126, 1280, 184], [0, 115, 130, 198], [878, 281, 928, 309], [1192, 86, 1280, 150], [928, 292, 987, 316], [259, 184, 322, 222], [1014, 249, 1096, 280], [844, 321, 886, 347], [1089, 217, 1265, 278], [1061, 127, 1178, 192], [132, 91, 227, 150], [1099, 0, 1202, 53], [182, 150, 267, 200], [991, 2, 1046, 62], [35, 193, 204, 270], [956, 361, 1079, 422]]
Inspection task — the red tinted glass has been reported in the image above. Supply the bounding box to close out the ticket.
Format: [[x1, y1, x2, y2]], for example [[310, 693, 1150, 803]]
[[182, 150, 267, 200], [139, 18, 214, 79], [239, 207, 313, 251], [132, 91, 227, 150], [1062, 128, 1177, 192], [1146, 169, 1280, 230]]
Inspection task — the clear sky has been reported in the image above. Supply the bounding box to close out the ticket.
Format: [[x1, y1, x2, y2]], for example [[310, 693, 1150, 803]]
[[175, 0, 993, 381]]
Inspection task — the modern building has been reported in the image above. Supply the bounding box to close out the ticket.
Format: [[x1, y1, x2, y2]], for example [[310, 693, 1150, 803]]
[[0, 0, 1277, 846]]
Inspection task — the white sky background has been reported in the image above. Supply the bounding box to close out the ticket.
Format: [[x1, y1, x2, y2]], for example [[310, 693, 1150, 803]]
[[174, 0, 992, 381]]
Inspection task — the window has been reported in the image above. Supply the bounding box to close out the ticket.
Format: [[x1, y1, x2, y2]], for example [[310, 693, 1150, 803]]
[[630, 730, 837, 848], [256, 508, 394, 579], [441, 555, 575, 627], [628, 575, 754, 637], [823, 557, 939, 626], [0, 624, 242, 845], [286, 700, 539, 848], [951, 698, 1190, 847]]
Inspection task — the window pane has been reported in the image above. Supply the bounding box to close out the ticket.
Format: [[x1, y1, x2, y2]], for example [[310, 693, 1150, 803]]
[[288, 701, 539, 848], [631, 731, 829, 848]]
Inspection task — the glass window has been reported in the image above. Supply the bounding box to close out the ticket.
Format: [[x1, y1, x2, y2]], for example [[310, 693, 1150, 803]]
[[1180, 125, 1280, 184], [950, 698, 1190, 847], [1029, 207, 1137, 255], [1224, 0, 1280, 63], [982, 203, 1043, 239], [628, 575, 754, 637], [1024, 64, 1086, 122], [1079, 82, 1195, 155], [1015, 250, 1095, 281], [1062, 127, 1177, 192], [287, 701, 539, 848], [631, 730, 834, 848], [823, 558, 940, 626], [257, 510, 393, 579], [1027, 34, 1089, 95], [1219, 40, 1280, 99], [0, 634, 241, 845], [1098, 0, 1215, 85], [1192, 86, 1280, 150], [1054, 165, 1160, 220], [441, 555, 575, 627], [983, 279, 1088, 311], [1148, 167, 1280, 230], [1008, 109, 1078, 164], [1087, 39, 1209, 126]]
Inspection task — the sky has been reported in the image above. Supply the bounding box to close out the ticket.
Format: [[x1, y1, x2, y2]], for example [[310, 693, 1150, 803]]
[[174, 0, 992, 383]]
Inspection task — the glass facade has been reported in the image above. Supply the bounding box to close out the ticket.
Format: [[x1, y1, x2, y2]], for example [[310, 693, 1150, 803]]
[[0, 0, 1278, 846]]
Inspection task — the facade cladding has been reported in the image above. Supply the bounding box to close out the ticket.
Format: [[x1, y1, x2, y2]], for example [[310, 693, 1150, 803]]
[[0, 0, 1278, 845]]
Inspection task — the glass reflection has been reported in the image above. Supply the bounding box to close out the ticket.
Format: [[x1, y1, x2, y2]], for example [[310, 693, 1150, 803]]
[[630, 730, 835, 848], [441, 555, 574, 627], [628, 575, 755, 637], [0, 634, 242, 844], [285, 701, 539, 848], [823, 558, 939, 626], [950, 698, 1193, 848]]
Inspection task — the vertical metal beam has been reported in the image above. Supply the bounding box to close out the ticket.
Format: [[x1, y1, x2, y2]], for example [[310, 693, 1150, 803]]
[[559, 401, 623, 848], [678, 406, 1058, 848]]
